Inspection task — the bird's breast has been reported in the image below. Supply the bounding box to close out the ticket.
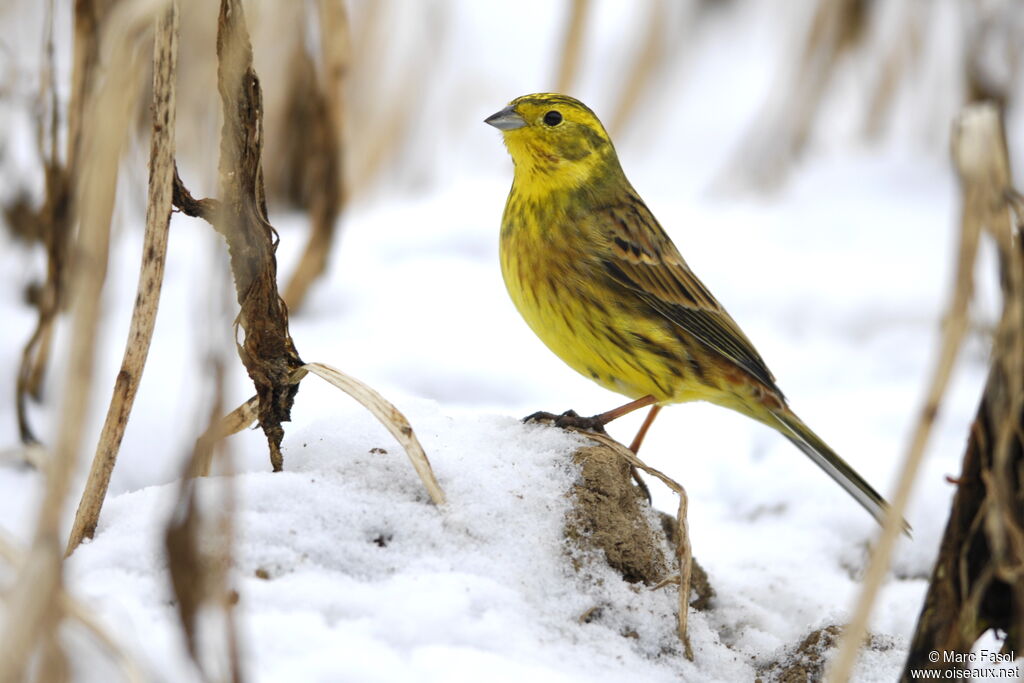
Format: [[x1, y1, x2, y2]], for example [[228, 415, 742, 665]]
[[499, 198, 671, 401]]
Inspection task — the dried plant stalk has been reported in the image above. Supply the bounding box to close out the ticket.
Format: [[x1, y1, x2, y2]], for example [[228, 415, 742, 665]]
[[0, 1, 155, 679], [167, 446, 214, 670], [210, 0, 304, 471], [15, 177, 69, 444], [555, 0, 590, 93], [567, 428, 693, 660], [166, 358, 244, 683], [722, 0, 865, 191], [827, 104, 992, 683], [282, 0, 348, 311], [0, 533, 144, 683], [268, 41, 318, 209], [341, 2, 440, 201], [173, 14, 440, 489], [608, 0, 667, 137], [15, 0, 77, 444], [188, 395, 258, 478], [861, 1, 922, 140], [16, 0, 119, 442], [67, 0, 109, 173], [897, 104, 1024, 679], [66, 0, 180, 557], [317, 0, 349, 144]]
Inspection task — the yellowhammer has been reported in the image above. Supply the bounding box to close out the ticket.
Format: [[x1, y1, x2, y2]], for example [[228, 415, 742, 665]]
[[486, 93, 904, 530]]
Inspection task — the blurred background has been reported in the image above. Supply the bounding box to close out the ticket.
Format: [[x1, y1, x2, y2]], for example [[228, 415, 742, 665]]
[[2, 1, 1024, 679], [0, 0, 1021, 551]]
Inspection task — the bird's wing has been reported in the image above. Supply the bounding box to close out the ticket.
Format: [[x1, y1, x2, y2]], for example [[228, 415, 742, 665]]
[[587, 195, 779, 392]]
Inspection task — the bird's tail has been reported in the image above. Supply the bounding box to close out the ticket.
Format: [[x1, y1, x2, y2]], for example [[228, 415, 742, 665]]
[[762, 407, 910, 535]]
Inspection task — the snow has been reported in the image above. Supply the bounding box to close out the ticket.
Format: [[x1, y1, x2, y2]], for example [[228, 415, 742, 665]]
[[0, 0, 1017, 681], [67, 411, 695, 683]]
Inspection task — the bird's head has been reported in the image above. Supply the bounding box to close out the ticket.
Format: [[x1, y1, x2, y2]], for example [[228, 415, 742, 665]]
[[485, 93, 621, 191]]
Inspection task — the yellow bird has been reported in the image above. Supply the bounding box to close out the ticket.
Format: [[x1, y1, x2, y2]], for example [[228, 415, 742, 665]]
[[486, 93, 904, 530]]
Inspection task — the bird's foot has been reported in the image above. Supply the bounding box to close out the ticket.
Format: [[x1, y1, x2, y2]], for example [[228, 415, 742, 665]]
[[522, 409, 609, 434]]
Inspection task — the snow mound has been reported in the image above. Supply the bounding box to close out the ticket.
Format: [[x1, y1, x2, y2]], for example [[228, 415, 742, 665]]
[[65, 402, 719, 682]]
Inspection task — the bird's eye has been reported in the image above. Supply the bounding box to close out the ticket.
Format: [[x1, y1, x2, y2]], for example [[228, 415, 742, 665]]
[[543, 110, 563, 126]]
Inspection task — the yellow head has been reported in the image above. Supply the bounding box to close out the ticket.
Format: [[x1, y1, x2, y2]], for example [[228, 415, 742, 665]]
[[485, 93, 623, 192]]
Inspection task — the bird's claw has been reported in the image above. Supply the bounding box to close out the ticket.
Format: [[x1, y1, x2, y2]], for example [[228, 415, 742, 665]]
[[522, 409, 608, 434], [522, 409, 575, 423]]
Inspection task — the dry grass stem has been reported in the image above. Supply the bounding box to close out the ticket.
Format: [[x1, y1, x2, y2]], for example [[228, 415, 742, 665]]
[[898, 105, 1024, 679], [723, 1, 1021, 192], [67, 0, 179, 557], [166, 355, 244, 683], [830, 103, 1011, 682], [722, 0, 865, 191], [608, 0, 667, 137], [317, 0, 349, 148], [567, 428, 693, 660], [67, 0, 109, 173], [14, 0, 77, 444], [0, 1, 160, 679], [291, 362, 446, 505], [555, 0, 589, 94], [964, 3, 1022, 109], [281, 0, 348, 311], [0, 533, 144, 683], [340, 2, 440, 201], [188, 395, 259, 478], [861, 1, 922, 139]]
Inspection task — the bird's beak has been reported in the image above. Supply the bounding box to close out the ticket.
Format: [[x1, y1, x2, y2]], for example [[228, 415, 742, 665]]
[[484, 105, 526, 131]]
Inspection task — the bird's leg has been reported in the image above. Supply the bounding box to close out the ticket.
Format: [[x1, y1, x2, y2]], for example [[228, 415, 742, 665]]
[[595, 395, 659, 424], [628, 405, 662, 454], [522, 395, 658, 433], [628, 404, 662, 503], [524, 397, 661, 503]]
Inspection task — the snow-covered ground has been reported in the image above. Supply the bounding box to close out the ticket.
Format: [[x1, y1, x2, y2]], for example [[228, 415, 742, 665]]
[[1, 1, 1017, 681]]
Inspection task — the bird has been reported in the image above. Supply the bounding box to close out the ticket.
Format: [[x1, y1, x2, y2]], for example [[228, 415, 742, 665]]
[[485, 93, 905, 532]]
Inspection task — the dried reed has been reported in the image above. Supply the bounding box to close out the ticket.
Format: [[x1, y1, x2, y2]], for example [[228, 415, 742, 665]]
[[0, 0, 160, 678], [166, 354, 244, 683], [895, 104, 1024, 679], [829, 102, 1018, 682], [281, 0, 348, 311], [555, 0, 589, 94], [66, 0, 179, 556]]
